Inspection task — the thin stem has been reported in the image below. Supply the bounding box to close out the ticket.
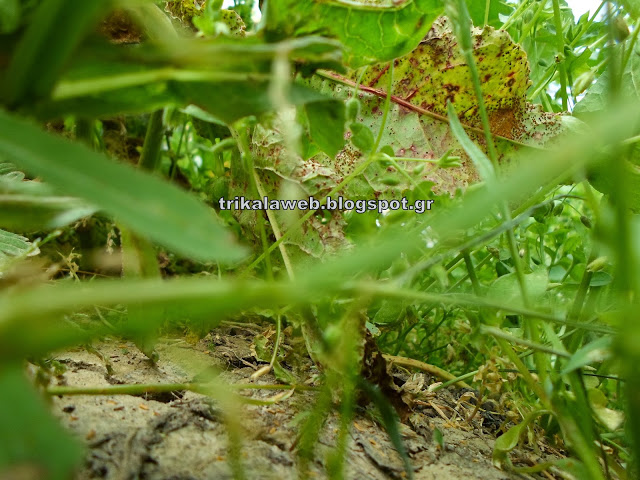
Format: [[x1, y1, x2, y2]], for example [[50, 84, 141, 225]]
[[243, 64, 397, 276], [383, 354, 472, 389], [518, 0, 548, 43], [462, 250, 481, 295], [253, 170, 295, 279], [139, 110, 164, 172], [269, 314, 282, 367], [494, 337, 547, 401], [75, 118, 94, 147], [46, 382, 313, 397], [372, 61, 394, 153], [352, 282, 614, 333], [317, 70, 543, 150], [482, 326, 570, 357], [552, 0, 569, 111], [484, 0, 491, 26], [501, 0, 532, 30], [622, 17, 640, 72]]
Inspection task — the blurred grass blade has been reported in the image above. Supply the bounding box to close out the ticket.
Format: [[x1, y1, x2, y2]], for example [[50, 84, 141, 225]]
[[0, 277, 306, 359], [447, 101, 495, 182], [0, 195, 95, 231], [0, 162, 96, 230], [561, 337, 613, 375], [0, 109, 246, 263], [0, 365, 84, 479], [358, 379, 413, 480], [2, 0, 108, 107]]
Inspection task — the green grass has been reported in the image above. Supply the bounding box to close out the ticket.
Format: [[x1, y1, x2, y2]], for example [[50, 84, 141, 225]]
[[0, 1, 638, 479]]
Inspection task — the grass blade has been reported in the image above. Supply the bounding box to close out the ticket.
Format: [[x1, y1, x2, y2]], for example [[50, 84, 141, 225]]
[[2, 0, 108, 106], [0, 109, 246, 263]]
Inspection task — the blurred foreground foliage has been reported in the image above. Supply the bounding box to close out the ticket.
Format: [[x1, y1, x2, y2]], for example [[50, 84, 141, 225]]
[[0, 0, 639, 479]]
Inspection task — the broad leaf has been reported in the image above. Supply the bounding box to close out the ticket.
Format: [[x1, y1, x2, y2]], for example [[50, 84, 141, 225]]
[[264, 0, 444, 68], [487, 267, 549, 308], [465, 0, 513, 27], [574, 44, 640, 115], [562, 336, 613, 375], [304, 100, 346, 158], [0, 109, 246, 263], [245, 18, 565, 260], [588, 388, 625, 431]]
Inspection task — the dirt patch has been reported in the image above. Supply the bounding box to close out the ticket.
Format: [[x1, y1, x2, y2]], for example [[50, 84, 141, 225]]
[[44, 326, 559, 479]]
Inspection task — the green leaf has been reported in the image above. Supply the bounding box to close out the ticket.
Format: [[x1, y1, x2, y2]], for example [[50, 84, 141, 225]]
[[492, 421, 525, 469], [304, 100, 346, 158], [0, 0, 20, 34], [0, 365, 84, 479], [465, 0, 513, 27], [349, 122, 375, 153], [575, 45, 640, 116], [487, 267, 548, 307], [0, 195, 95, 232], [358, 379, 414, 480], [620, 0, 640, 19], [0, 109, 246, 263], [264, 0, 444, 68], [2, 0, 108, 107], [575, 51, 640, 211], [493, 409, 549, 469], [447, 102, 494, 182], [0, 163, 95, 231], [433, 427, 445, 449], [372, 300, 405, 325], [30, 37, 342, 124], [272, 360, 297, 384], [0, 228, 38, 271], [588, 388, 625, 431], [562, 337, 613, 375], [0, 229, 33, 258]]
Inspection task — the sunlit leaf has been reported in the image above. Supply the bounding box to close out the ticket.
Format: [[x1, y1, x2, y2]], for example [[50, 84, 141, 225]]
[[588, 388, 625, 431], [562, 337, 613, 374], [264, 0, 444, 68]]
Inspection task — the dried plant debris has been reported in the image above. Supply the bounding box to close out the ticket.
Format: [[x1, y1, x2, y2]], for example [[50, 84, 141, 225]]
[[47, 335, 561, 479]]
